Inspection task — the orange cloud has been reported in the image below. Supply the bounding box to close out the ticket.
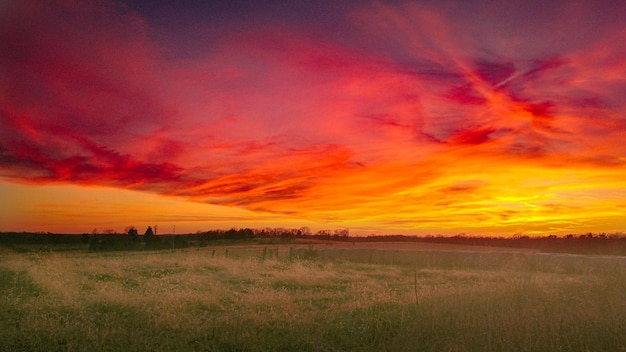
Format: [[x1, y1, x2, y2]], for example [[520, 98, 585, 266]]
[[2, 0, 625, 235]]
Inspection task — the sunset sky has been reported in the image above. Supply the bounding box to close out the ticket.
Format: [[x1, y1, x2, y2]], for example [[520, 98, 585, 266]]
[[1, 0, 626, 236]]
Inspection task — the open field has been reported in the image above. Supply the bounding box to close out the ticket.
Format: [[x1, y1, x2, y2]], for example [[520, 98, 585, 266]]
[[1, 241, 625, 351]]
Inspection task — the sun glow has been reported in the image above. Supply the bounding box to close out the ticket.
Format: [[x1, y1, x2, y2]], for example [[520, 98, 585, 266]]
[[1, 0, 625, 235]]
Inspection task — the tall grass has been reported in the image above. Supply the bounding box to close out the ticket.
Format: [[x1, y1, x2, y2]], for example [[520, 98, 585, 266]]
[[0, 245, 624, 351]]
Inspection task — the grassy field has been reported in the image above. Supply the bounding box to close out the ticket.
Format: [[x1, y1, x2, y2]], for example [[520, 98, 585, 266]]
[[1, 241, 625, 351]]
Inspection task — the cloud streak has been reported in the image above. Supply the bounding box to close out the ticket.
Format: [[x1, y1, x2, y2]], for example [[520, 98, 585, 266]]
[[1, 0, 625, 234]]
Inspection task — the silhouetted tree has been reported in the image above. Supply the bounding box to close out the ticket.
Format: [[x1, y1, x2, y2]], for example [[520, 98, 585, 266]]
[[126, 226, 138, 236], [143, 226, 156, 247]]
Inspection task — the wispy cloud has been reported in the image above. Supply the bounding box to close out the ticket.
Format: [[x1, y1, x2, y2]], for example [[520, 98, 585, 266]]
[[1, 0, 625, 234]]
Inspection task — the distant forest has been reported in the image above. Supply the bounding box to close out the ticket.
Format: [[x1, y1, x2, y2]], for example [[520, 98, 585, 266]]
[[1, 228, 625, 256]]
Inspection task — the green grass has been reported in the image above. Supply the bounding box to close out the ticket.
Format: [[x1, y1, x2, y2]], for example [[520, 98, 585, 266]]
[[0, 244, 624, 351]]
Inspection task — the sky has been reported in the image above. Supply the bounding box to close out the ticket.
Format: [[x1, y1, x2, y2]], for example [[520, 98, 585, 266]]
[[1, 0, 626, 236]]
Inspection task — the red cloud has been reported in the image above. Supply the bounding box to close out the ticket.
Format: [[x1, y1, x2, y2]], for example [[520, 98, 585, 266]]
[[2, 0, 626, 234]]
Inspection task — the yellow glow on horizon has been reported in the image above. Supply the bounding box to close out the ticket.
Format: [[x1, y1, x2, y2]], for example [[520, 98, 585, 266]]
[[3, 74, 626, 236], [2, 157, 626, 236], [0, 181, 319, 234], [227, 148, 626, 236], [2, 0, 626, 238]]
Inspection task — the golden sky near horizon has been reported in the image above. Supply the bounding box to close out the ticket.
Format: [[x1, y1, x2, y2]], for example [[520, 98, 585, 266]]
[[1, 0, 626, 235]]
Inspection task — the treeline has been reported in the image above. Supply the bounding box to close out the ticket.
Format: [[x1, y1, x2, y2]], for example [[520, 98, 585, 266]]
[[90, 227, 346, 243], [192, 227, 348, 241], [0, 232, 84, 246], [0, 227, 334, 251], [86, 227, 349, 251], [1, 230, 626, 255]]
